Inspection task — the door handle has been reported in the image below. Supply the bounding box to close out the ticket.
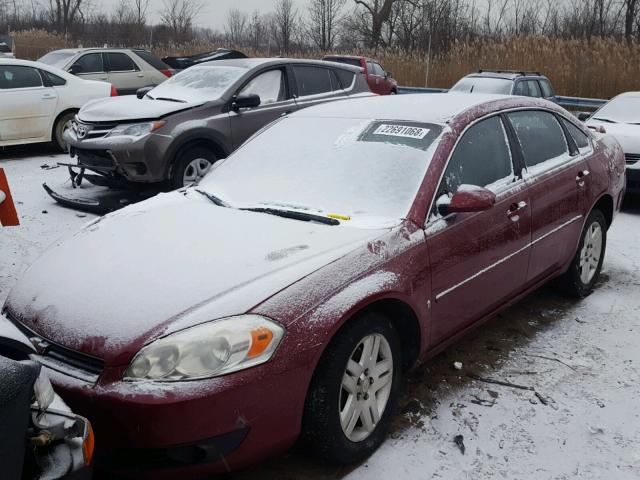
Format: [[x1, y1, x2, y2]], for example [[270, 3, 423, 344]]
[[507, 201, 527, 221], [42, 93, 55, 99], [137, 74, 144, 78], [280, 110, 293, 117], [576, 170, 590, 186]]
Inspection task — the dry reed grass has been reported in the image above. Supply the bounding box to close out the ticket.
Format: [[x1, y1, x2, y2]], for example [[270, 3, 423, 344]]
[[13, 31, 640, 99]]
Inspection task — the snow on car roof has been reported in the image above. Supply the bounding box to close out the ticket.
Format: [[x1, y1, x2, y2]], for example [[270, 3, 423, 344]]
[[292, 92, 514, 124], [199, 57, 362, 72]]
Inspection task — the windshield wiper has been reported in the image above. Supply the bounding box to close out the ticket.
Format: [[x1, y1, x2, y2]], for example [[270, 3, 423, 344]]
[[156, 97, 187, 103], [243, 207, 339, 226], [592, 117, 618, 124], [194, 189, 230, 207]]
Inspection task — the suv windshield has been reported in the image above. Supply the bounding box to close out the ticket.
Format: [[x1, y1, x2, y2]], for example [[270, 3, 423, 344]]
[[38, 51, 76, 68], [450, 77, 513, 95], [592, 96, 640, 124], [199, 117, 444, 227], [149, 65, 245, 103]]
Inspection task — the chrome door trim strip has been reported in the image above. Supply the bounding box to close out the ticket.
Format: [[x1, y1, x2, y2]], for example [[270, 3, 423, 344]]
[[434, 214, 583, 301]]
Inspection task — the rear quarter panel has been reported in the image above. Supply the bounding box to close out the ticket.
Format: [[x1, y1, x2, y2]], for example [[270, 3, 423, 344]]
[[588, 132, 626, 213]]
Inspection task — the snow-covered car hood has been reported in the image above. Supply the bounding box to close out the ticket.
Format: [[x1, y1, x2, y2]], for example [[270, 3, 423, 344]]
[[78, 96, 202, 123], [587, 121, 640, 155], [4, 191, 386, 366]]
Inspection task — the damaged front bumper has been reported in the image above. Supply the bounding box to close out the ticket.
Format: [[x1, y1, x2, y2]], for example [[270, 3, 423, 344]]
[[63, 122, 172, 184]]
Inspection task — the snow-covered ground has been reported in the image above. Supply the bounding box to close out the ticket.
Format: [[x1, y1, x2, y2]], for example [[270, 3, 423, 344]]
[[1, 151, 639, 479]]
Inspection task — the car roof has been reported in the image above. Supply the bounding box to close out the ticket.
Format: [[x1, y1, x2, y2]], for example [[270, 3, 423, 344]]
[[44, 47, 144, 54], [292, 92, 554, 124], [201, 57, 362, 72], [0, 58, 41, 67], [467, 70, 546, 80], [616, 91, 640, 98]]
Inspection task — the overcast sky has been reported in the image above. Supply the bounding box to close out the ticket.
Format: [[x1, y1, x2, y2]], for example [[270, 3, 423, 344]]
[[97, 0, 310, 30]]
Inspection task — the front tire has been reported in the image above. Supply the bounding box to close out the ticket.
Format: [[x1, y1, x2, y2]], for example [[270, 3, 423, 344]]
[[170, 146, 216, 189], [53, 111, 76, 152], [560, 209, 607, 298], [302, 312, 402, 465]]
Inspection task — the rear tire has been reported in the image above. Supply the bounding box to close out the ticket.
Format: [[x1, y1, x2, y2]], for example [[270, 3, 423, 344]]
[[170, 147, 216, 189], [301, 312, 402, 465], [53, 111, 76, 152], [559, 209, 607, 298]]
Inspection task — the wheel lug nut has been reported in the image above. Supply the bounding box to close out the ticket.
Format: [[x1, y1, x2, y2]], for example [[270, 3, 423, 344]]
[[364, 393, 369, 400], [369, 377, 374, 385]]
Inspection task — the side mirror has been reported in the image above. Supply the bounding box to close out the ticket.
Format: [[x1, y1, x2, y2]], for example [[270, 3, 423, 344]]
[[136, 86, 154, 99], [232, 93, 261, 112], [386, 71, 393, 78], [577, 112, 591, 122], [68, 64, 82, 75], [438, 185, 496, 216]]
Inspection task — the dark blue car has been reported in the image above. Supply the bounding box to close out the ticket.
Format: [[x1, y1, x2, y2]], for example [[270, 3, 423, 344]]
[[450, 70, 557, 103]]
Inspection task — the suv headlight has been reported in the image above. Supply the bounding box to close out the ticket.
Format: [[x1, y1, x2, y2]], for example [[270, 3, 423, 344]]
[[124, 315, 285, 381], [108, 121, 165, 137]]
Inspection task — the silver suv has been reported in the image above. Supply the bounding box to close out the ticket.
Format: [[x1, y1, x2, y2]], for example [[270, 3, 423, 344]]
[[38, 48, 171, 95]]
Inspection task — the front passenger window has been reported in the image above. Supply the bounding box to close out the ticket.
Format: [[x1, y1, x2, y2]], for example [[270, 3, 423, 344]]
[[71, 53, 103, 74], [436, 116, 515, 207], [239, 70, 285, 105]]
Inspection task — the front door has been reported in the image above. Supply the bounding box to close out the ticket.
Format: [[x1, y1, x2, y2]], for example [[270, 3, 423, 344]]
[[426, 115, 532, 346], [69, 52, 108, 83], [0, 65, 58, 141], [228, 67, 296, 149], [506, 110, 589, 282]]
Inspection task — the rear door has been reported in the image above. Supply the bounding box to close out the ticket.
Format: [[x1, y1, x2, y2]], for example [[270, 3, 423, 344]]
[[426, 115, 531, 346], [105, 52, 144, 95], [0, 65, 58, 141], [69, 52, 108, 83], [366, 60, 386, 94], [506, 110, 589, 283], [291, 64, 349, 109], [228, 67, 295, 149]]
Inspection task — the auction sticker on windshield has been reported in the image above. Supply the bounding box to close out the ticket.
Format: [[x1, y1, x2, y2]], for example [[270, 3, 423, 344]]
[[373, 124, 430, 139], [359, 121, 443, 151]]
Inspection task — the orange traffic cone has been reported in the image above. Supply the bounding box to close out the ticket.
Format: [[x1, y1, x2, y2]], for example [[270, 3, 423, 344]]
[[0, 168, 19, 227]]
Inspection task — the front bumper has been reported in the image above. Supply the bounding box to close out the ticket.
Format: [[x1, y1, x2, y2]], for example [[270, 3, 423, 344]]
[[43, 353, 314, 477], [63, 127, 172, 184]]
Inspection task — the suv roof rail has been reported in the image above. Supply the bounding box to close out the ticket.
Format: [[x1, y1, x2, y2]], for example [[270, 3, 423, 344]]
[[477, 69, 542, 76]]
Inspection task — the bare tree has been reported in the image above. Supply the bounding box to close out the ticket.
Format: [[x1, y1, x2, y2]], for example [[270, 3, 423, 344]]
[[159, 0, 203, 42], [225, 8, 248, 45], [306, 0, 346, 51], [352, 0, 400, 48], [247, 10, 267, 50], [623, 0, 639, 42], [48, 0, 85, 33], [272, 0, 298, 53]]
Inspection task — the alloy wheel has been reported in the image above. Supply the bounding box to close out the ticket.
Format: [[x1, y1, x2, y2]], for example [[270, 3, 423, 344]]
[[579, 221, 603, 284], [183, 158, 212, 186], [339, 333, 393, 442]]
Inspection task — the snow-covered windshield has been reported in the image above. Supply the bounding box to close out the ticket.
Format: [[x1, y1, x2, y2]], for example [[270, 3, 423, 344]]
[[199, 117, 445, 227], [38, 51, 76, 68], [148, 65, 245, 103], [450, 77, 513, 95], [591, 96, 640, 124]]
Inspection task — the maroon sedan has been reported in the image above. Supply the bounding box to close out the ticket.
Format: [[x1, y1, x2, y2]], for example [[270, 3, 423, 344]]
[[323, 55, 398, 95], [2, 93, 625, 477]]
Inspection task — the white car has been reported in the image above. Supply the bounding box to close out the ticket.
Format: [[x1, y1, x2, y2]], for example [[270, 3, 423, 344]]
[[38, 48, 172, 95], [586, 91, 640, 194], [0, 58, 115, 149]]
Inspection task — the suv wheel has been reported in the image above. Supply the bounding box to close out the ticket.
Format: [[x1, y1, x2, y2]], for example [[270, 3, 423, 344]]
[[302, 312, 401, 464], [53, 111, 76, 152], [560, 209, 607, 298], [171, 147, 217, 189]]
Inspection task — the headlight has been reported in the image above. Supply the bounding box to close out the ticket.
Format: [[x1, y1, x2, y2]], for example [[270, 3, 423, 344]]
[[124, 315, 285, 381], [108, 121, 165, 137]]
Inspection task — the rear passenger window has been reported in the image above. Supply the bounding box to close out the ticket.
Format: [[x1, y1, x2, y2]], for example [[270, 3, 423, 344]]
[[561, 118, 590, 150], [335, 69, 355, 89], [107, 53, 138, 72], [508, 111, 568, 168], [293, 66, 333, 97], [439, 116, 515, 198], [42, 70, 66, 86]]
